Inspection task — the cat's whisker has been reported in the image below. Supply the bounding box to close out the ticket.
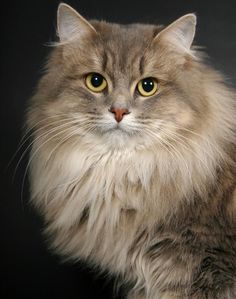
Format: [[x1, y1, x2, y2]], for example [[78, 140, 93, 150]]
[[20, 123, 88, 206], [46, 123, 99, 163], [8, 114, 74, 170], [22, 113, 84, 143], [160, 128, 213, 175], [14, 118, 84, 182], [143, 127, 191, 178], [147, 123, 213, 167], [10, 113, 81, 165], [161, 126, 222, 167], [150, 122, 225, 166], [143, 127, 179, 159], [168, 123, 225, 160], [31, 126, 99, 198], [146, 125, 221, 165], [21, 120, 98, 197]]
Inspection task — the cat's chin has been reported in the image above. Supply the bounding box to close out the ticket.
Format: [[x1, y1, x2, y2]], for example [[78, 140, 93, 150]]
[[97, 123, 130, 136], [103, 127, 134, 143], [104, 126, 133, 135], [99, 127, 151, 150]]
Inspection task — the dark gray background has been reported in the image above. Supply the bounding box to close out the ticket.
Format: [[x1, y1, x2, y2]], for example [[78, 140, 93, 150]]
[[1, 0, 235, 298]]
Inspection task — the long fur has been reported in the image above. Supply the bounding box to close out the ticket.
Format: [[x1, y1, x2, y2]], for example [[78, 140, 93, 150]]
[[27, 7, 236, 299]]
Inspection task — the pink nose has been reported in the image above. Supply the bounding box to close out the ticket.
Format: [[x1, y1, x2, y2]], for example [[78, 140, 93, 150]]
[[109, 107, 130, 123]]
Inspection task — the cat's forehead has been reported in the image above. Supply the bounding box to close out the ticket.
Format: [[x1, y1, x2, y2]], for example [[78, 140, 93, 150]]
[[88, 21, 163, 77], [91, 21, 161, 40], [91, 21, 162, 52]]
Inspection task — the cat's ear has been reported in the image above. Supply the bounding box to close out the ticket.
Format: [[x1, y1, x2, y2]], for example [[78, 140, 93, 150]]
[[57, 3, 97, 43], [155, 14, 196, 52]]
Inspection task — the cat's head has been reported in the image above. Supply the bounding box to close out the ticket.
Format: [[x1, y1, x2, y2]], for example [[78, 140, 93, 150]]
[[29, 4, 216, 152]]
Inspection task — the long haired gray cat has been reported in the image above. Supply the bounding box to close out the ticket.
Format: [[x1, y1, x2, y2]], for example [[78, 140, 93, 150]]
[[27, 3, 236, 298]]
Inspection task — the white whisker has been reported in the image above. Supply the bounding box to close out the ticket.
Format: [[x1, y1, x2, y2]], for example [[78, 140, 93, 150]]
[[147, 123, 212, 169], [8, 114, 73, 170], [13, 118, 82, 180], [143, 126, 191, 178]]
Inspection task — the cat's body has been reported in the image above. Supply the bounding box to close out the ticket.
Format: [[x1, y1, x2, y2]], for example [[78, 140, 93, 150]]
[[27, 4, 236, 298]]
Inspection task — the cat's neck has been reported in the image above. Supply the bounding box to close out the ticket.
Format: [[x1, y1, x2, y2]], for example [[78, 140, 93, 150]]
[[34, 134, 226, 225]]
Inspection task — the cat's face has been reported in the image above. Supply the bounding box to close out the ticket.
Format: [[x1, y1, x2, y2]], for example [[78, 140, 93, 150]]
[[31, 4, 208, 150]]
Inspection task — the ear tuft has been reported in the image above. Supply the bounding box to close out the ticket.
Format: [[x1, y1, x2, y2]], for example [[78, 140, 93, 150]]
[[57, 3, 96, 43], [156, 14, 197, 51]]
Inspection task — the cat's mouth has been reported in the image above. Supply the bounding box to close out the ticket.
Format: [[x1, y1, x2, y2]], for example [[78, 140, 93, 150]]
[[103, 122, 137, 136], [96, 116, 141, 138], [106, 125, 129, 134]]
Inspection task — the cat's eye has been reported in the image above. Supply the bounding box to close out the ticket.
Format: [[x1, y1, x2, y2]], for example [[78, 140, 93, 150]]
[[137, 77, 158, 97], [85, 73, 107, 93]]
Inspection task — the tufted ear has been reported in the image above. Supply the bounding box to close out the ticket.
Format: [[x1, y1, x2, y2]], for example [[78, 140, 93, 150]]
[[155, 14, 197, 52], [57, 3, 97, 43]]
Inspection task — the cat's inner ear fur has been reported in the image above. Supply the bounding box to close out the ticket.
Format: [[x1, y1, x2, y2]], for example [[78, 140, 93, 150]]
[[57, 3, 97, 43], [155, 14, 196, 52]]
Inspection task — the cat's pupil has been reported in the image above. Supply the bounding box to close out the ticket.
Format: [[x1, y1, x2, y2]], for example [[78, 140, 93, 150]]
[[142, 78, 155, 92], [91, 73, 104, 87]]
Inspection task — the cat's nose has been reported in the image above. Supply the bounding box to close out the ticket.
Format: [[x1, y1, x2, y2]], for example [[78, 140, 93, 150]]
[[109, 107, 130, 123]]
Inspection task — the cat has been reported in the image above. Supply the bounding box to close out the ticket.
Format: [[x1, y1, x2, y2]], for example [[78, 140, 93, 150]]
[[26, 3, 236, 299]]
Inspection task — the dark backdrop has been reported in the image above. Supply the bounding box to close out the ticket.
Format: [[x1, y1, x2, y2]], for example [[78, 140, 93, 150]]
[[1, 0, 236, 298]]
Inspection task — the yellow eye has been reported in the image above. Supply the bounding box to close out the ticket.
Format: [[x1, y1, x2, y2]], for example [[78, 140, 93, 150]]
[[137, 77, 158, 97], [85, 73, 107, 93]]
